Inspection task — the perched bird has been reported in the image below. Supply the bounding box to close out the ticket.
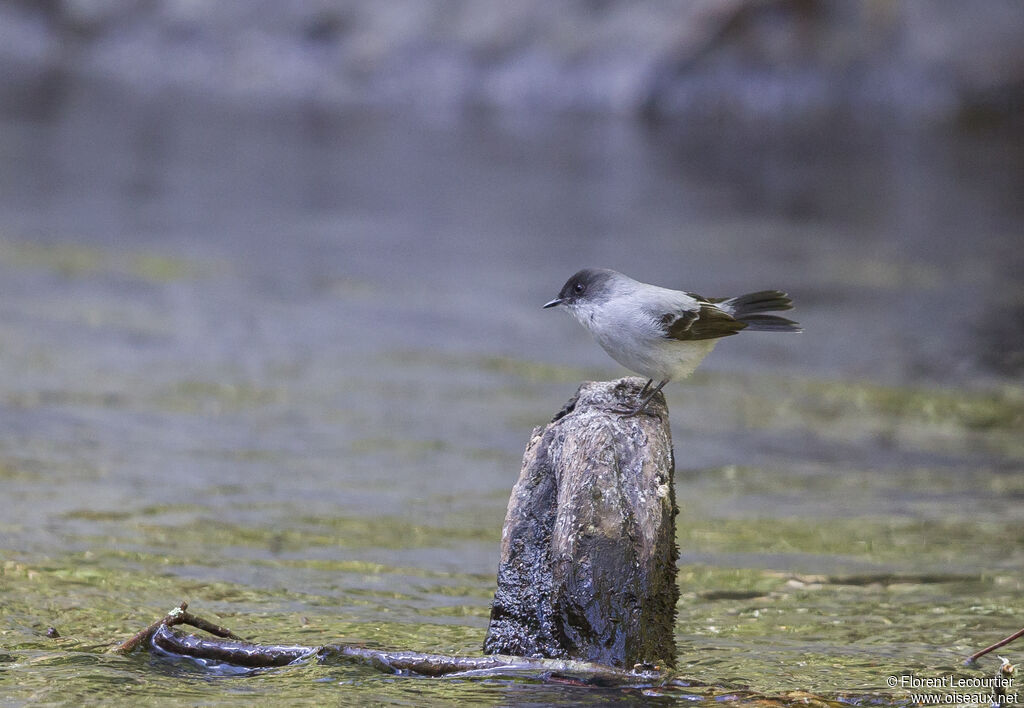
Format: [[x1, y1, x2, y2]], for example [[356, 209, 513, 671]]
[[544, 268, 800, 416]]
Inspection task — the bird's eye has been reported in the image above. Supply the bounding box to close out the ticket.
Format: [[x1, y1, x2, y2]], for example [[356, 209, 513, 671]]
[[574, 282, 585, 294]]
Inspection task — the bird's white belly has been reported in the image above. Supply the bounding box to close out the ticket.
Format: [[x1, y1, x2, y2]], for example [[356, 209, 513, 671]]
[[591, 319, 717, 382]]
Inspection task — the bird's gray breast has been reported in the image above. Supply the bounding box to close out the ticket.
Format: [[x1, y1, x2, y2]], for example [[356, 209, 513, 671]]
[[584, 301, 667, 377]]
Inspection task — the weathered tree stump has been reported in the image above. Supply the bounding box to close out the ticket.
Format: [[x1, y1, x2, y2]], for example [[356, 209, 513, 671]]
[[483, 377, 679, 668]]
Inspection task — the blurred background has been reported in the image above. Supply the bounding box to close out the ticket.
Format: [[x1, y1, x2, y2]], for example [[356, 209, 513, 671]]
[[1, 1, 1022, 704]]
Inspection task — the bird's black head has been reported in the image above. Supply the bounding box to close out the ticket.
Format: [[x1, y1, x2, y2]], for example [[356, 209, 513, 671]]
[[543, 268, 616, 309]]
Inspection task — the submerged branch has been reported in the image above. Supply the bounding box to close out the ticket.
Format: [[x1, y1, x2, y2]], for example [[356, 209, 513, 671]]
[[116, 603, 670, 687], [966, 626, 1024, 665], [111, 601, 244, 654], [151, 625, 317, 668]]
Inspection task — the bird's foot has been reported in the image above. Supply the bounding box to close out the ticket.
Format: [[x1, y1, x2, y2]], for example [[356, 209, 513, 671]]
[[610, 379, 667, 418], [609, 402, 655, 417]]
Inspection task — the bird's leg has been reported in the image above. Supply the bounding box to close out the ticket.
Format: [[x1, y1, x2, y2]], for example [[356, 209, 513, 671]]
[[616, 380, 669, 417], [639, 379, 653, 397]]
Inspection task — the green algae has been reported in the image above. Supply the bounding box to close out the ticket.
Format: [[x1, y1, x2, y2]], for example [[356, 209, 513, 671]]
[[676, 516, 1024, 567], [153, 380, 288, 413], [0, 238, 207, 283], [4, 489, 1022, 706]]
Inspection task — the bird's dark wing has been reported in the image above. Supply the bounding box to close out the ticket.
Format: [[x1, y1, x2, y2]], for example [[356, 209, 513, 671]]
[[658, 303, 747, 341]]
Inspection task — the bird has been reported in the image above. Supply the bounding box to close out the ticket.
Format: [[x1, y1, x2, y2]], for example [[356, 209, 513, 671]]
[[544, 268, 800, 416]]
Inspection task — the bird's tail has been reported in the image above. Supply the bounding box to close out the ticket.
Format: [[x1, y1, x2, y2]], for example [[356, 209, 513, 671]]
[[721, 290, 801, 332]]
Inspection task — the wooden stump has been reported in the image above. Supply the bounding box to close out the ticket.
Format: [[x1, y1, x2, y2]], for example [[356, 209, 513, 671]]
[[483, 377, 679, 668]]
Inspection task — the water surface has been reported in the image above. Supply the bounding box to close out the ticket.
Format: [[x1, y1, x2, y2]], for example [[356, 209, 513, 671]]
[[0, 78, 1022, 705]]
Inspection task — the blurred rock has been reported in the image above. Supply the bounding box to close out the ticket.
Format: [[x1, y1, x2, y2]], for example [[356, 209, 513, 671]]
[[0, 0, 1021, 122]]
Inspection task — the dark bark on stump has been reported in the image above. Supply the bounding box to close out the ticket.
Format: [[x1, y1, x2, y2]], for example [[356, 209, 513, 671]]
[[483, 377, 679, 668]]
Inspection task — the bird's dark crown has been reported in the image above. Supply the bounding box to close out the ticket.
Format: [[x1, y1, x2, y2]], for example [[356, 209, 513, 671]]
[[556, 268, 616, 304]]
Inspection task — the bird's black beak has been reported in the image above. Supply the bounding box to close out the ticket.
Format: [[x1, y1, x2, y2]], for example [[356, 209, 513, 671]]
[[543, 298, 562, 309]]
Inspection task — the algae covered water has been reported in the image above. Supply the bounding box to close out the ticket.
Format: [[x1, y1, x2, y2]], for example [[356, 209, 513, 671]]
[[1, 79, 1022, 705]]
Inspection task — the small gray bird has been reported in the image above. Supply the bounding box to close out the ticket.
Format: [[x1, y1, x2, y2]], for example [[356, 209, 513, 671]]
[[544, 268, 800, 416]]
